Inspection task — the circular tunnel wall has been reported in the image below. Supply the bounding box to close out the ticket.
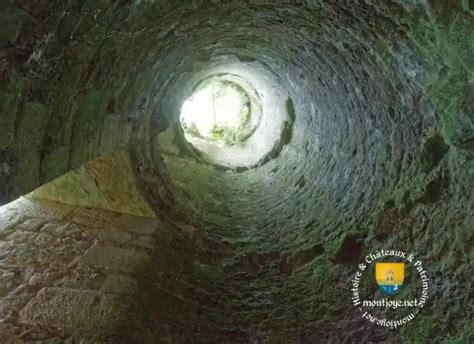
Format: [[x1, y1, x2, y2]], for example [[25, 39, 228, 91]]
[[126, 2, 472, 341], [1, 0, 472, 342], [143, 2, 428, 251]]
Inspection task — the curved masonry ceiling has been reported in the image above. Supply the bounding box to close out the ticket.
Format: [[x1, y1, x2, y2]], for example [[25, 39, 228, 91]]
[[27, 150, 156, 218]]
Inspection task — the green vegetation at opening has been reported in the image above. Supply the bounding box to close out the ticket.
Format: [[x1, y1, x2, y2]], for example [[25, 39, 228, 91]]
[[180, 80, 254, 146]]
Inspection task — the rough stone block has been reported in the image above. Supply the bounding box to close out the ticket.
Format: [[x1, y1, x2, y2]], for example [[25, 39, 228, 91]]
[[0, 210, 22, 234], [80, 244, 150, 273], [40, 222, 69, 235], [28, 271, 61, 287], [17, 218, 46, 232], [29, 149, 156, 218], [325, 232, 363, 264], [0, 269, 19, 297], [0, 241, 14, 262], [5, 230, 34, 244], [92, 228, 133, 244], [18, 287, 130, 335], [102, 275, 138, 296], [131, 235, 155, 249], [2, 198, 75, 221], [0, 324, 22, 343], [113, 214, 159, 235], [59, 273, 106, 291]]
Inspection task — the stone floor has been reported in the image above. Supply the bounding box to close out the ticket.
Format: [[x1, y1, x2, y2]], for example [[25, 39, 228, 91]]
[[0, 197, 162, 343]]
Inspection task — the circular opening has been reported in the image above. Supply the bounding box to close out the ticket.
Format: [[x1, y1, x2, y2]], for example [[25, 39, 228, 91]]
[[172, 72, 287, 169], [180, 80, 254, 146]]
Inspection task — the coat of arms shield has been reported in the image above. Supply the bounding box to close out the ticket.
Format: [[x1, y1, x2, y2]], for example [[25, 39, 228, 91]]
[[375, 262, 404, 296]]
